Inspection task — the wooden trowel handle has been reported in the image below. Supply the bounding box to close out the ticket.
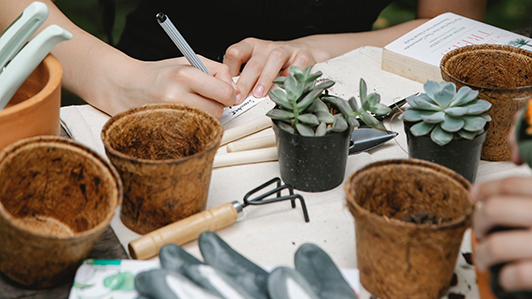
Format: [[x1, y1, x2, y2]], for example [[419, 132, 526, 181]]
[[128, 202, 239, 260]]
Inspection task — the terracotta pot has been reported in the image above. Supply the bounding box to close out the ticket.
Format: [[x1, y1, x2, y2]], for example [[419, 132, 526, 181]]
[[0, 54, 62, 151], [345, 159, 473, 299], [440, 44, 532, 161], [101, 104, 223, 235], [0, 136, 122, 288]]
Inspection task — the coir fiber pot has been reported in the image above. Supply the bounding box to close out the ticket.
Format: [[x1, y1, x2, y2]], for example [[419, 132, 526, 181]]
[[101, 104, 223, 235], [272, 120, 351, 192], [0, 136, 122, 288], [345, 159, 473, 299], [0, 54, 61, 151], [440, 44, 532, 161], [404, 121, 487, 183]]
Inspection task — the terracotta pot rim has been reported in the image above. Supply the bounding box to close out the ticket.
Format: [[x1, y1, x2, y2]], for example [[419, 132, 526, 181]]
[[440, 44, 532, 93], [345, 158, 473, 229], [101, 103, 223, 164], [0, 136, 122, 240], [0, 54, 62, 118]]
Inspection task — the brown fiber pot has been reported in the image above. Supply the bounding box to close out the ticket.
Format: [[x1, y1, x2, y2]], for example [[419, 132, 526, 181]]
[[440, 44, 532, 161], [0, 136, 122, 288], [345, 159, 473, 299], [101, 104, 223, 235], [0, 54, 62, 151]]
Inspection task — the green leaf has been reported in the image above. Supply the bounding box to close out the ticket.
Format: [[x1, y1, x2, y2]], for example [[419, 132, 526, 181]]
[[303, 66, 311, 78], [433, 89, 455, 108], [423, 80, 441, 100], [269, 89, 292, 109], [370, 103, 392, 115], [430, 125, 453, 146], [311, 80, 335, 91], [463, 100, 492, 114], [463, 116, 487, 132], [322, 96, 353, 115], [315, 122, 327, 136], [294, 73, 306, 82], [421, 111, 446, 123], [410, 122, 436, 136], [289, 65, 304, 75], [411, 98, 442, 111], [306, 71, 323, 83], [479, 113, 492, 122], [366, 93, 380, 107], [296, 123, 315, 136], [329, 114, 348, 132], [278, 121, 295, 134], [400, 109, 434, 122], [284, 75, 303, 100], [273, 76, 286, 86], [442, 81, 457, 94], [441, 115, 465, 132], [297, 114, 320, 126], [296, 88, 322, 111], [444, 107, 469, 116], [316, 111, 335, 123], [308, 98, 329, 113], [266, 109, 295, 120], [359, 78, 368, 107], [347, 116, 360, 127], [348, 97, 360, 112], [360, 110, 386, 131], [450, 86, 478, 107], [457, 129, 477, 140]]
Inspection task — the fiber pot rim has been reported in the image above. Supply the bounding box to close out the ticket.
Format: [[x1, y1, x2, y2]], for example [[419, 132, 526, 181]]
[[345, 158, 473, 230], [0, 136, 122, 240], [440, 44, 532, 93], [101, 104, 224, 165], [0, 54, 62, 118]]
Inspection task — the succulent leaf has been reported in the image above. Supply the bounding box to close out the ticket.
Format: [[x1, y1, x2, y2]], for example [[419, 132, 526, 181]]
[[401, 109, 435, 122], [359, 78, 368, 107], [360, 110, 386, 131], [411, 98, 441, 111], [444, 107, 469, 116], [423, 80, 441, 100], [430, 125, 453, 146], [269, 89, 292, 109], [457, 129, 477, 140], [315, 122, 327, 136], [450, 86, 478, 107], [410, 122, 436, 136], [273, 77, 286, 87], [311, 80, 335, 91], [370, 103, 392, 115], [284, 75, 303, 100], [306, 72, 323, 83], [290, 65, 304, 75], [316, 111, 335, 123], [266, 109, 294, 120], [479, 113, 492, 122], [366, 93, 380, 107], [297, 114, 320, 126], [433, 89, 455, 108], [296, 123, 315, 136], [441, 115, 465, 132], [296, 88, 322, 111], [348, 97, 360, 112], [308, 98, 329, 113], [421, 111, 446, 123], [277, 121, 295, 134], [329, 114, 348, 132], [322, 96, 353, 115], [347, 116, 360, 127], [463, 100, 492, 114], [463, 116, 487, 131]]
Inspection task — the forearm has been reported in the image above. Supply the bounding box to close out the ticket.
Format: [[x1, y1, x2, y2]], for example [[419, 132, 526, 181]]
[[0, 0, 138, 114]]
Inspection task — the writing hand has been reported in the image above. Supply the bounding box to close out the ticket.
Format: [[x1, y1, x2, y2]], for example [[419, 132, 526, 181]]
[[223, 37, 316, 100]]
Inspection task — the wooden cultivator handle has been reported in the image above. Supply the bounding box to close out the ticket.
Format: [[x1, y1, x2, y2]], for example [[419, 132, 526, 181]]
[[128, 202, 239, 260]]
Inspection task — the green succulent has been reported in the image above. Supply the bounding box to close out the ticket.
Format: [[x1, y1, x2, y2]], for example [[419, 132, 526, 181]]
[[266, 66, 390, 136], [400, 80, 492, 146]]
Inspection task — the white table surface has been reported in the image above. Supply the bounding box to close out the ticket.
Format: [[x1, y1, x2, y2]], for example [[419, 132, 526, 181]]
[[60, 46, 532, 299]]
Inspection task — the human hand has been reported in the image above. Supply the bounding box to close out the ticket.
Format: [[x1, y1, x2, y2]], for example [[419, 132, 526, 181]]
[[223, 37, 317, 100], [115, 56, 240, 119], [470, 177, 532, 291]]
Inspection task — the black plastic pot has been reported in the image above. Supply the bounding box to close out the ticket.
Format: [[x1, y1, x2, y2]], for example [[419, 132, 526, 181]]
[[272, 120, 352, 192], [404, 121, 487, 183]]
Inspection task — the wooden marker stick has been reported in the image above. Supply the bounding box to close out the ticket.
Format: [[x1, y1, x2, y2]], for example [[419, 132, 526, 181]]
[[226, 135, 276, 153], [220, 115, 272, 146], [128, 202, 239, 260]]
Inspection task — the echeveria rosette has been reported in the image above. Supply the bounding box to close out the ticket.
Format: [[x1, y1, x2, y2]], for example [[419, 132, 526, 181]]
[[400, 80, 492, 146], [515, 102, 532, 168]]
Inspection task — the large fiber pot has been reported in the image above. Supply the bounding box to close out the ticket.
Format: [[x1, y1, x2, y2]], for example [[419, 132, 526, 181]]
[[440, 44, 532, 161], [272, 120, 352, 192], [0, 136, 122, 288], [404, 121, 487, 182], [101, 104, 223, 235], [0, 54, 61, 151], [345, 159, 473, 299]]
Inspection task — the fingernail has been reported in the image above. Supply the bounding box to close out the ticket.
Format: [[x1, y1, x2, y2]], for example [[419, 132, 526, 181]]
[[235, 94, 242, 105], [253, 85, 264, 98]]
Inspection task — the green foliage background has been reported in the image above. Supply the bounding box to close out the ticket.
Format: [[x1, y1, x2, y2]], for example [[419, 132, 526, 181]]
[[52, 0, 532, 106]]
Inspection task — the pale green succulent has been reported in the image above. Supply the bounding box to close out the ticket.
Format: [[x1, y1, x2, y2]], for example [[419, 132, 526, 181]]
[[400, 80, 492, 146], [266, 66, 390, 136]]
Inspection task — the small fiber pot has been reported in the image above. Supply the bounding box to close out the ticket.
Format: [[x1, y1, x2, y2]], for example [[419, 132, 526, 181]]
[[345, 159, 473, 299], [0, 136, 122, 288], [272, 120, 351, 192], [101, 104, 223, 235], [440, 44, 532, 161], [0, 54, 62, 151]]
